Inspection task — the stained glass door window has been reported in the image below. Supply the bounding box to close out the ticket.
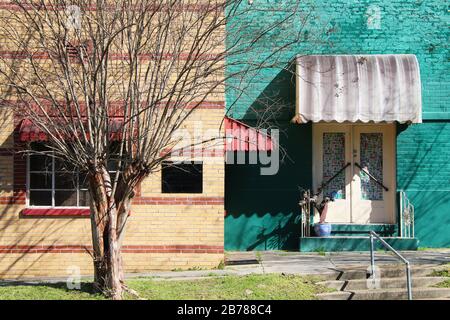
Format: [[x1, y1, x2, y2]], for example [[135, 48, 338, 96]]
[[322, 133, 346, 200], [360, 133, 383, 200]]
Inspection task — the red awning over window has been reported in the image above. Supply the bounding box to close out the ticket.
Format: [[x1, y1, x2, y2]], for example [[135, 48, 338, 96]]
[[18, 118, 124, 142], [224, 117, 274, 151]]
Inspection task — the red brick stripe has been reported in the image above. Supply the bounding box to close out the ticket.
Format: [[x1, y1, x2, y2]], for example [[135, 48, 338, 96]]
[[0, 50, 221, 61], [0, 244, 224, 254], [0, 2, 220, 12], [160, 147, 225, 158], [2, 100, 224, 111], [1, 196, 224, 207], [0, 194, 25, 205]]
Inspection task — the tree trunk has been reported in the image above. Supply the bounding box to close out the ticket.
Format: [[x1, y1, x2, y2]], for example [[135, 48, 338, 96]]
[[88, 170, 127, 299], [87, 165, 142, 299]]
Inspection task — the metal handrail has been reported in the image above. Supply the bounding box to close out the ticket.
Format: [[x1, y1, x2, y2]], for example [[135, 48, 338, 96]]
[[369, 231, 412, 300], [315, 162, 351, 196], [355, 162, 389, 191]]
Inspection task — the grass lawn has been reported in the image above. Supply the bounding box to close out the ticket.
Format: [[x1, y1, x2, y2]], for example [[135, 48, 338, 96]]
[[431, 264, 450, 288], [436, 279, 450, 288], [0, 274, 330, 300]]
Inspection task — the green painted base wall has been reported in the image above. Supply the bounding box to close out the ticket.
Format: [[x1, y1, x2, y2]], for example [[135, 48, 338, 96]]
[[299, 237, 419, 252], [326, 224, 397, 237], [225, 123, 311, 251]]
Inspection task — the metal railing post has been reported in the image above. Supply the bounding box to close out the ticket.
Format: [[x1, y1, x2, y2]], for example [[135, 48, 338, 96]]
[[399, 191, 404, 237], [406, 262, 413, 300], [370, 232, 375, 278], [369, 231, 413, 300]]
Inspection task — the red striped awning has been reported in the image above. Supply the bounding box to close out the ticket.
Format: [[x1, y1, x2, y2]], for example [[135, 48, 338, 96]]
[[224, 117, 273, 151], [18, 118, 124, 142]]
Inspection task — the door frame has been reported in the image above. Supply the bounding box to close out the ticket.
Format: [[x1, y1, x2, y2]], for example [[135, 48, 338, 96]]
[[312, 122, 397, 224]]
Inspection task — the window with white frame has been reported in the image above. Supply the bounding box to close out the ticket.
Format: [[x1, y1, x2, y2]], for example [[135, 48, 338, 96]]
[[28, 143, 89, 207]]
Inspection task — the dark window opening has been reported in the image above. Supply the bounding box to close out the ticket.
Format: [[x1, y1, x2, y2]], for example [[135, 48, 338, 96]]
[[162, 162, 203, 194]]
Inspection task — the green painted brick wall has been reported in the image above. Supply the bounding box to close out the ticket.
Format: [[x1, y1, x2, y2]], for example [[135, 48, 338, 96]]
[[226, 0, 449, 120], [397, 123, 450, 247], [225, 0, 450, 250]]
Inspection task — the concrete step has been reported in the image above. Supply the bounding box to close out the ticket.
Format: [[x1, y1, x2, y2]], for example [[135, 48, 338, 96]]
[[331, 264, 446, 280], [317, 287, 450, 300], [416, 298, 450, 300], [317, 277, 446, 291]]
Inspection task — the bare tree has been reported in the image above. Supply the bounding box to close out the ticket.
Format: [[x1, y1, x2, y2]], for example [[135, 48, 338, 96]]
[[0, 0, 324, 299]]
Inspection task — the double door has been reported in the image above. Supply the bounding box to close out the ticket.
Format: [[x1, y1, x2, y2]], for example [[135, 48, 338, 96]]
[[312, 124, 396, 224]]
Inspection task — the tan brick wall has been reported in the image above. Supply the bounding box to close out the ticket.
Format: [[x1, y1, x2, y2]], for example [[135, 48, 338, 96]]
[[0, 252, 224, 279], [0, 109, 225, 278], [0, 111, 225, 278], [0, 4, 225, 279], [0, 107, 14, 148]]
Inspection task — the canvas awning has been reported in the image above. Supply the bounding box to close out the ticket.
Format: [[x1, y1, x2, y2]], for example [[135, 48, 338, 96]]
[[293, 55, 422, 124], [18, 118, 124, 142]]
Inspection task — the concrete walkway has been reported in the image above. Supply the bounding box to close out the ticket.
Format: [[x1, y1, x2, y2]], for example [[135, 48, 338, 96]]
[[143, 250, 449, 281], [1, 250, 449, 284]]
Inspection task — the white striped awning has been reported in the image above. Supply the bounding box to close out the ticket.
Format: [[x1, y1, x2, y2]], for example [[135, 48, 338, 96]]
[[293, 54, 422, 124]]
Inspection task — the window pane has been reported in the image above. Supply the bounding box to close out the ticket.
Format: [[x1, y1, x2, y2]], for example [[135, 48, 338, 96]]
[[55, 159, 76, 172], [108, 141, 122, 172], [55, 172, 77, 189], [55, 191, 77, 207], [79, 173, 89, 189], [29, 173, 52, 189], [79, 190, 90, 207], [323, 133, 346, 199], [162, 162, 203, 193], [360, 133, 383, 200], [29, 191, 52, 206], [29, 154, 52, 172], [107, 160, 120, 172]]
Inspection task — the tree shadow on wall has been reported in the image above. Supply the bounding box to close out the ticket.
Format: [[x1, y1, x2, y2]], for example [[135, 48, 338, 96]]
[[230, 62, 296, 123], [246, 214, 302, 251]]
